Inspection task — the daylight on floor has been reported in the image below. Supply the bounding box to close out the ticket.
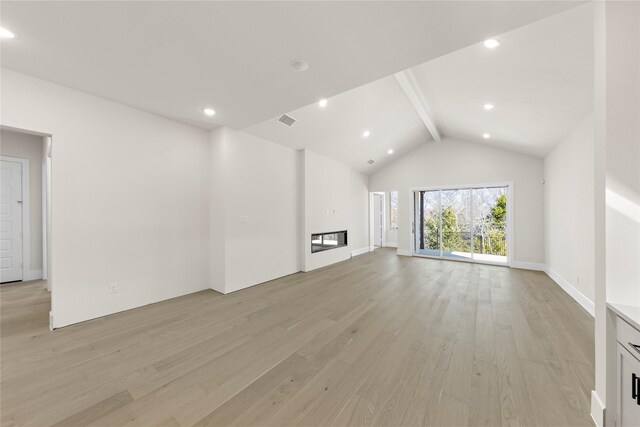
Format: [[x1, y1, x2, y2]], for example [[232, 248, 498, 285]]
[[1, 2, 639, 427]]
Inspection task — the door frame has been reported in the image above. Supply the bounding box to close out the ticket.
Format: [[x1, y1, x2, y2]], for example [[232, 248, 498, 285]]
[[369, 192, 386, 249], [408, 181, 514, 267], [0, 155, 31, 281]]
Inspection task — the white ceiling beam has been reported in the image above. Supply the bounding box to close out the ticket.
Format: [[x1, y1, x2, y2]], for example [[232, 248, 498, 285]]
[[394, 70, 441, 142]]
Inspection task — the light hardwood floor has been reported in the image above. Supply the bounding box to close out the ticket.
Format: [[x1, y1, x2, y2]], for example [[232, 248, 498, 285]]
[[1, 249, 594, 427]]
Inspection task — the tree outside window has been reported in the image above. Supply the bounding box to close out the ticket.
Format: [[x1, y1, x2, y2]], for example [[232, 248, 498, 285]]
[[390, 191, 398, 229]]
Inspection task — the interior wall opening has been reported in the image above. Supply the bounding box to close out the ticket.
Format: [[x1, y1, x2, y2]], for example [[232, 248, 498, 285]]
[[370, 192, 385, 248], [0, 126, 52, 327]]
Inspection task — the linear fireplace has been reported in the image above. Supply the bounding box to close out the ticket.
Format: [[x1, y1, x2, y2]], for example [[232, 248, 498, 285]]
[[311, 230, 348, 253]]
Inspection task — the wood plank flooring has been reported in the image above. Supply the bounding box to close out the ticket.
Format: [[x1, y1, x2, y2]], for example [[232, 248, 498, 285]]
[[1, 249, 595, 426]]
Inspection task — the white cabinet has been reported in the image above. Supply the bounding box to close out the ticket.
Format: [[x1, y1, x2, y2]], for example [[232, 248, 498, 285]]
[[616, 315, 640, 427]]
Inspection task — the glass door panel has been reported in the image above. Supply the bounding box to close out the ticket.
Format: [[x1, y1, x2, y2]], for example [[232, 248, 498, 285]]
[[413, 185, 508, 265], [417, 190, 440, 257], [441, 189, 472, 260], [472, 187, 507, 263]]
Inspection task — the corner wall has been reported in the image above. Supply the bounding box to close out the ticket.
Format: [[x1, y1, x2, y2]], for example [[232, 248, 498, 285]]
[[208, 131, 371, 290], [0, 128, 45, 279], [1, 69, 211, 328], [544, 114, 595, 311], [369, 137, 545, 265], [301, 149, 352, 271], [2, 72, 371, 325], [209, 128, 300, 294], [593, 2, 640, 425], [350, 170, 370, 254]]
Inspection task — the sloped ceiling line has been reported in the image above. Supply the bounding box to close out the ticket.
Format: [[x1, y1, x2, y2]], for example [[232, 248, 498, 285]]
[[393, 70, 441, 143]]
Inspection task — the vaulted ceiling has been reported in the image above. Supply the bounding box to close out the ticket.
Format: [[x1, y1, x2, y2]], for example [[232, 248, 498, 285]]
[[1, 1, 592, 174], [247, 3, 594, 173], [245, 75, 433, 174], [1, 1, 583, 131], [407, 2, 594, 157]]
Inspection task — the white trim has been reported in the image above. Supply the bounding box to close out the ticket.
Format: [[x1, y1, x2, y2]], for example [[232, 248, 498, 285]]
[[389, 190, 399, 232], [0, 155, 31, 282], [24, 269, 43, 281], [384, 242, 398, 248], [351, 247, 370, 257], [510, 261, 545, 271], [369, 192, 386, 248], [369, 245, 375, 252], [409, 182, 514, 267], [544, 266, 595, 317], [397, 249, 412, 256], [414, 252, 509, 268], [44, 136, 52, 291], [409, 181, 514, 192], [590, 390, 605, 427]]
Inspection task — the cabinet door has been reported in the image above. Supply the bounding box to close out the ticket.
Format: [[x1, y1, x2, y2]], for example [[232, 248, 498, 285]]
[[618, 343, 640, 427]]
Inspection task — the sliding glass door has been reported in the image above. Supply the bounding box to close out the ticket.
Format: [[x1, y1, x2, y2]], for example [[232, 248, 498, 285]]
[[415, 190, 440, 257], [441, 189, 472, 260], [414, 185, 508, 265], [472, 187, 507, 263]]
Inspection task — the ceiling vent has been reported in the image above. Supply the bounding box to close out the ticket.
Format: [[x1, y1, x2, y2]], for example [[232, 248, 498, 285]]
[[367, 159, 375, 165], [278, 114, 296, 127]]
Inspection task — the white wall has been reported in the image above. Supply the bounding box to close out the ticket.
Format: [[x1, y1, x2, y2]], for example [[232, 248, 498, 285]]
[[1, 69, 211, 328], [603, 1, 640, 308], [592, 4, 608, 423], [593, 3, 640, 425], [544, 114, 595, 304], [1, 128, 44, 277], [301, 149, 352, 271], [208, 135, 369, 287], [0, 67, 370, 320], [209, 127, 300, 294], [369, 137, 545, 265], [349, 170, 370, 253], [209, 127, 227, 293]]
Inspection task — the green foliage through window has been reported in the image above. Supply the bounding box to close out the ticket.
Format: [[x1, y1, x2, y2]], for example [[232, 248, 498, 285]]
[[421, 189, 506, 257]]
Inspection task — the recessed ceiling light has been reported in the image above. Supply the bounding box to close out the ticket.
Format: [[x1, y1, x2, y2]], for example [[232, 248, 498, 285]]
[[203, 108, 216, 117], [0, 27, 16, 39], [483, 103, 495, 110], [289, 58, 309, 72], [482, 133, 491, 139], [387, 149, 394, 155], [483, 39, 500, 49], [318, 99, 328, 108], [362, 130, 370, 138]]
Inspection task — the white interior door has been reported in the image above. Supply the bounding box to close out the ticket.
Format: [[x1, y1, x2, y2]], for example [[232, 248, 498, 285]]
[[373, 194, 383, 246], [0, 160, 23, 283]]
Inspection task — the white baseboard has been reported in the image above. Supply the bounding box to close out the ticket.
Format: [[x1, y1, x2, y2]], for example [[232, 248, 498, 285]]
[[397, 249, 412, 257], [510, 262, 595, 317], [351, 247, 370, 257], [545, 266, 595, 317], [510, 261, 545, 271], [384, 242, 398, 248], [590, 390, 605, 427], [24, 269, 43, 281]]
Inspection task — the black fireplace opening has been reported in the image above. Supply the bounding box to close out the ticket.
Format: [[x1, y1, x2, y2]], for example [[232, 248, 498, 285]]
[[311, 230, 348, 253]]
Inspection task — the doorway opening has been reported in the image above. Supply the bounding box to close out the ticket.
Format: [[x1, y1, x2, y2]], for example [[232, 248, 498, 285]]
[[0, 126, 52, 326], [370, 192, 385, 249], [411, 184, 511, 266]]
